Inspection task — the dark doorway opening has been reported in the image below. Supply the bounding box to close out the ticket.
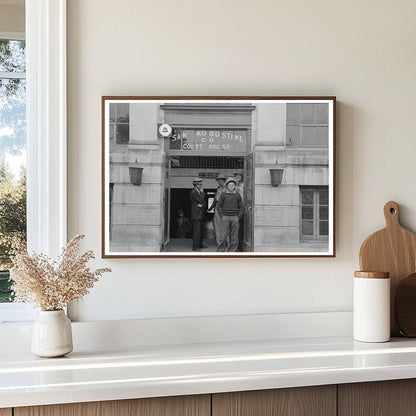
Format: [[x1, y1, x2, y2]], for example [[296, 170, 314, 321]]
[[164, 154, 253, 253], [170, 188, 216, 240]]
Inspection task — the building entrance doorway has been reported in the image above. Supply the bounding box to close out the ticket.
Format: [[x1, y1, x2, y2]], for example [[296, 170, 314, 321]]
[[163, 155, 253, 253], [168, 188, 217, 252]]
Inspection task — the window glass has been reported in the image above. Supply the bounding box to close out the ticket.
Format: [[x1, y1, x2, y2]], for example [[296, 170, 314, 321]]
[[300, 187, 329, 241], [110, 103, 129, 144], [286, 125, 300, 146], [314, 126, 328, 145], [109, 124, 115, 143], [301, 126, 328, 146], [316, 103, 329, 124], [301, 189, 314, 205], [109, 103, 115, 122], [319, 188, 329, 205], [286, 103, 300, 125], [116, 103, 129, 122], [302, 221, 314, 235], [319, 206, 329, 220], [286, 103, 329, 148], [301, 126, 315, 143], [300, 104, 315, 124], [302, 206, 313, 220], [0, 40, 25, 72], [116, 123, 129, 144], [319, 221, 329, 236], [0, 39, 27, 303]]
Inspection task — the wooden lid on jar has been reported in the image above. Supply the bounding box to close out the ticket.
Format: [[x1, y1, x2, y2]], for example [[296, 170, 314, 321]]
[[354, 271, 390, 279]]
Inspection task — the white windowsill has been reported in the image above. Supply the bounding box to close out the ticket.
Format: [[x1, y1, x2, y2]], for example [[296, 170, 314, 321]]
[[0, 303, 35, 324], [0, 311, 352, 353]]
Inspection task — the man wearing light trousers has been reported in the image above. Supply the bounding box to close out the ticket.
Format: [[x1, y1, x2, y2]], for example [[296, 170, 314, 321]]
[[216, 177, 244, 252]]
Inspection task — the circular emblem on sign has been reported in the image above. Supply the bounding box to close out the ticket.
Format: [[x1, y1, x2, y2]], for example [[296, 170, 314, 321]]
[[159, 123, 172, 137]]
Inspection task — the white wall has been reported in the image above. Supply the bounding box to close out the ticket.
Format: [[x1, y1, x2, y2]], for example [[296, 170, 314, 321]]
[[67, 0, 416, 321]]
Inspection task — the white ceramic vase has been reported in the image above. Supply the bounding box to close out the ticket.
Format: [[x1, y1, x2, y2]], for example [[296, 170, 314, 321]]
[[31, 310, 73, 358]]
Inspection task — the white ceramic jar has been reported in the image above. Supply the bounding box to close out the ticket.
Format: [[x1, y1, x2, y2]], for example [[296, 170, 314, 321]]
[[31, 310, 73, 357], [353, 271, 390, 343]]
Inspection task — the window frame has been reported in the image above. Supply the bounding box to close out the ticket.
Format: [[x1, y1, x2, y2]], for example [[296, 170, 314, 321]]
[[0, 32, 31, 319], [300, 186, 329, 242], [286, 103, 329, 148], [0, 31, 25, 41], [0, 0, 67, 324], [109, 102, 130, 144]]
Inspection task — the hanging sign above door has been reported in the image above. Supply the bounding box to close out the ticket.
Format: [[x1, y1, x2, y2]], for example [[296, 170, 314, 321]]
[[169, 129, 247, 152]]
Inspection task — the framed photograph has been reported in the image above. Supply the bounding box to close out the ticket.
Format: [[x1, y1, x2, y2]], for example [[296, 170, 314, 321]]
[[102, 96, 336, 258]]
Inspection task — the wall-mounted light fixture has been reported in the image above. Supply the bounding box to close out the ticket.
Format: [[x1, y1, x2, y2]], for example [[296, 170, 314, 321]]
[[269, 168, 284, 187], [128, 159, 143, 186]]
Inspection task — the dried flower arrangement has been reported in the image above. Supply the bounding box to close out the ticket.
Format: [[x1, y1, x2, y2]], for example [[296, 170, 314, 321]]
[[10, 234, 111, 311]]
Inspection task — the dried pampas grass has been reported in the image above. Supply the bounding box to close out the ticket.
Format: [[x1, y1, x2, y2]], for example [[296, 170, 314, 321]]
[[10, 234, 111, 311]]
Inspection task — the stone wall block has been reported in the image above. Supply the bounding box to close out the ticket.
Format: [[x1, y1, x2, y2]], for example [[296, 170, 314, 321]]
[[254, 185, 299, 205], [254, 150, 287, 165], [111, 225, 161, 245], [112, 204, 162, 225], [254, 206, 299, 227], [111, 165, 163, 184], [284, 166, 328, 185], [254, 227, 299, 246], [109, 243, 160, 253], [127, 148, 164, 164], [286, 149, 329, 165], [113, 183, 163, 204]]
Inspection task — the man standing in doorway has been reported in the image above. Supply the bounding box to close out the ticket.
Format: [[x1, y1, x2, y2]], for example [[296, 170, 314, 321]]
[[216, 177, 244, 252], [208, 174, 226, 246], [234, 172, 245, 251], [190, 177, 206, 251]]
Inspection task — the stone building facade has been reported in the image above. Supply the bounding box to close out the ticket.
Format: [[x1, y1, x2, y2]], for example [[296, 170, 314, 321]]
[[107, 100, 331, 254]]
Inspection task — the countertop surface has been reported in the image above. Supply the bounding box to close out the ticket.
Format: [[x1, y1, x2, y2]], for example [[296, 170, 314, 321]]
[[2, 336, 416, 408]]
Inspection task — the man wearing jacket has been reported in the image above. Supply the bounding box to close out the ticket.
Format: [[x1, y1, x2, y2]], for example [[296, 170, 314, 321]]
[[216, 177, 244, 252], [190, 177, 206, 251]]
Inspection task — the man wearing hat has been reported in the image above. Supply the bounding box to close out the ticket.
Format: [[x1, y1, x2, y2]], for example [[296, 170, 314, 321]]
[[216, 177, 244, 252], [190, 177, 206, 251], [207, 174, 226, 245], [234, 172, 244, 201], [234, 172, 245, 251]]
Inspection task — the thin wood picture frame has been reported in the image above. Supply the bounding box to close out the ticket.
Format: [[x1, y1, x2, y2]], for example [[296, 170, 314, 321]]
[[102, 96, 336, 258]]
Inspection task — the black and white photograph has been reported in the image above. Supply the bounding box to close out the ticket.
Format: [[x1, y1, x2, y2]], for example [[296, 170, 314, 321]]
[[102, 97, 335, 257]]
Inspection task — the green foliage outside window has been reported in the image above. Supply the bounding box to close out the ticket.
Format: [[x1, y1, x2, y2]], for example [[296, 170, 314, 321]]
[[0, 39, 27, 303], [0, 162, 26, 302]]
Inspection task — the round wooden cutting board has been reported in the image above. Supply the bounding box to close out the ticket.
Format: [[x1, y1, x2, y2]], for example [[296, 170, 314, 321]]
[[359, 201, 416, 335]]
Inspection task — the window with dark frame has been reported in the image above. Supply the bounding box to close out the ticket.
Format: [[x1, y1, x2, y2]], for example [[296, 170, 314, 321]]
[[300, 187, 329, 241], [109, 103, 129, 144]]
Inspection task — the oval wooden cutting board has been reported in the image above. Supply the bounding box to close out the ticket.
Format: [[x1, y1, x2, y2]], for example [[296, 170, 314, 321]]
[[359, 201, 416, 335]]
